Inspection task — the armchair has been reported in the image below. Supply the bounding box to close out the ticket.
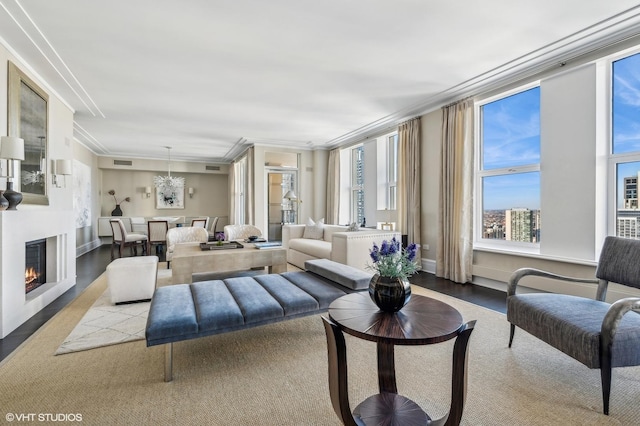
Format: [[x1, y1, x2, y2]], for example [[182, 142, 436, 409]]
[[507, 236, 640, 415], [223, 224, 262, 241], [165, 227, 208, 268]]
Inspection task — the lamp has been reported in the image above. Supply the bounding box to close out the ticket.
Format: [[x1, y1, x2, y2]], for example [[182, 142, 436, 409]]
[[188, 187, 194, 198], [145, 186, 152, 198], [283, 190, 298, 224], [0, 136, 25, 210], [52, 159, 72, 188]]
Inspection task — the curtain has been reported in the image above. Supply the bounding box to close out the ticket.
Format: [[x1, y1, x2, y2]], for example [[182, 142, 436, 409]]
[[437, 98, 474, 283], [245, 147, 254, 224], [397, 117, 421, 248], [326, 148, 340, 224]]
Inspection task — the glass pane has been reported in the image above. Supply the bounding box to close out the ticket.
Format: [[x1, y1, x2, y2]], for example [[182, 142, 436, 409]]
[[616, 161, 640, 239], [481, 172, 540, 242], [352, 146, 364, 187], [613, 53, 640, 155], [481, 87, 540, 170]]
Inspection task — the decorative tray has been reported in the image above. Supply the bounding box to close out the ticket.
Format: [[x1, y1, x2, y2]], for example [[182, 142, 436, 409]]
[[200, 242, 244, 251]]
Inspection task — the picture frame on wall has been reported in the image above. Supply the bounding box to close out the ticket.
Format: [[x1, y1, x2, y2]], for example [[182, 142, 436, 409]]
[[156, 185, 185, 209]]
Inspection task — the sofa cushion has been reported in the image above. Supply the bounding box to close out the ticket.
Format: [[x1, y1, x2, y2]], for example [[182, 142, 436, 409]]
[[289, 238, 332, 259], [305, 259, 373, 290], [303, 217, 324, 240]]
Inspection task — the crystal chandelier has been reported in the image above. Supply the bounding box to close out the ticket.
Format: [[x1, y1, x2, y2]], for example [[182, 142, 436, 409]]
[[154, 146, 184, 196]]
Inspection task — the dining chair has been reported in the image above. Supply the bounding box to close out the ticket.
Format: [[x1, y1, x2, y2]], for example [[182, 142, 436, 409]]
[[109, 219, 148, 260], [147, 220, 169, 255], [207, 216, 219, 241], [191, 218, 208, 228]]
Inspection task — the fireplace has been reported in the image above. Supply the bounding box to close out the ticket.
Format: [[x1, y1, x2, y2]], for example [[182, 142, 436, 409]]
[[25, 239, 47, 294]]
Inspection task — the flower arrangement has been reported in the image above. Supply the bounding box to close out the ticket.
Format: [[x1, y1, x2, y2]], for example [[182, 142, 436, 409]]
[[107, 189, 130, 205], [367, 237, 418, 280], [215, 231, 225, 246]]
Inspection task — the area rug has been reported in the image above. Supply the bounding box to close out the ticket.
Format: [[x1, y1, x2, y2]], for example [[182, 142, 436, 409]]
[[3, 279, 639, 425], [55, 268, 172, 355]]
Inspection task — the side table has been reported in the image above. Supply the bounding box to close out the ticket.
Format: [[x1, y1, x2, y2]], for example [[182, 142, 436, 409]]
[[325, 292, 476, 426]]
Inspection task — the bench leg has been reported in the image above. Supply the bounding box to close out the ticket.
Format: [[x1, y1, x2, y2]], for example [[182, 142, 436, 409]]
[[164, 343, 173, 382]]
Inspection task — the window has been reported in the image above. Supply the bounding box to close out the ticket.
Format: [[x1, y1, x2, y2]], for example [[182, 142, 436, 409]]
[[387, 134, 398, 210], [612, 51, 640, 240], [476, 86, 541, 247], [351, 145, 365, 225]]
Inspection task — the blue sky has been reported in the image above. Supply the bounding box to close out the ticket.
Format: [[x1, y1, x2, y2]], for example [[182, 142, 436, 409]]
[[482, 87, 540, 210], [614, 53, 640, 208]]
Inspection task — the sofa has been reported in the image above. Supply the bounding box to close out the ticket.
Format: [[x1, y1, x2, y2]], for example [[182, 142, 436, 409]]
[[282, 224, 400, 272]]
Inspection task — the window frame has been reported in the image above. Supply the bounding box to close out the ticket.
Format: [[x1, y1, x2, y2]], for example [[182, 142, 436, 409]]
[[609, 48, 640, 239], [474, 83, 541, 253]]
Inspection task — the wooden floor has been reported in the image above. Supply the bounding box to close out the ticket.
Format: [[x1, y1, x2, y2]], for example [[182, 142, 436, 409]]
[[0, 245, 506, 362]]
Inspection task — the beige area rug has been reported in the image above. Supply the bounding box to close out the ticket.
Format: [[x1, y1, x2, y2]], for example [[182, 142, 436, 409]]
[[1, 279, 639, 425], [55, 267, 173, 355]]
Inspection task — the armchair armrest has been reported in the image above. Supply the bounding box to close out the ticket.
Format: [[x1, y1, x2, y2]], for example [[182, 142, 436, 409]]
[[602, 297, 640, 345], [507, 267, 599, 297]]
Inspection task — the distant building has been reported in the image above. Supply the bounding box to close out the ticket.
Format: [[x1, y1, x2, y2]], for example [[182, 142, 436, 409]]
[[624, 174, 638, 209], [505, 208, 540, 243]]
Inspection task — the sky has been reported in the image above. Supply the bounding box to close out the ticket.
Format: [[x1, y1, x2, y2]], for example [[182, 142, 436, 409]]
[[481, 87, 540, 210]]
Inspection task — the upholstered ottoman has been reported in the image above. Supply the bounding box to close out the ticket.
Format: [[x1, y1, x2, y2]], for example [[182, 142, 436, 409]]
[[107, 255, 159, 304]]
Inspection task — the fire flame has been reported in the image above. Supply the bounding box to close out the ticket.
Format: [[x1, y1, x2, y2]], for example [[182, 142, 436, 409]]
[[25, 267, 39, 285]]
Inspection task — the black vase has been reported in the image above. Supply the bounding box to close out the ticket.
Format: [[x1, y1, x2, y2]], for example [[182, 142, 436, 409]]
[[0, 191, 8, 211], [111, 204, 123, 216], [368, 274, 412, 313], [3, 181, 23, 211]]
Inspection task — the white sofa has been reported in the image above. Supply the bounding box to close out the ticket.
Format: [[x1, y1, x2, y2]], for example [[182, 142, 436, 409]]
[[282, 224, 400, 272]]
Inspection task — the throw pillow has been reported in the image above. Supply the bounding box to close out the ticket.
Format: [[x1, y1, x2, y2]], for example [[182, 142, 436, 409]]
[[346, 222, 360, 232], [303, 217, 325, 240]]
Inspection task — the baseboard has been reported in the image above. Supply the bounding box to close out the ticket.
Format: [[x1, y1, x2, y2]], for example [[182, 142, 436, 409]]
[[420, 258, 436, 274], [76, 239, 102, 258]]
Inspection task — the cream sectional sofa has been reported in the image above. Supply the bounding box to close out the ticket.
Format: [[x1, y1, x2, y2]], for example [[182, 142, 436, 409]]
[[282, 224, 400, 271]]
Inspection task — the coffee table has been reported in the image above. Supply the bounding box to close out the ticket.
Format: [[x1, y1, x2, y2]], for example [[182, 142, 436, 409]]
[[171, 242, 287, 284]]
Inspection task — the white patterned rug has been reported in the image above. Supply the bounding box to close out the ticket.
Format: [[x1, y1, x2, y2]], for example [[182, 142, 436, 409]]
[[55, 268, 172, 355]]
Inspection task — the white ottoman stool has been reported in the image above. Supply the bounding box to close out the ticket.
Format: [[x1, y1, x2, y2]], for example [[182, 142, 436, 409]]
[[107, 255, 159, 304]]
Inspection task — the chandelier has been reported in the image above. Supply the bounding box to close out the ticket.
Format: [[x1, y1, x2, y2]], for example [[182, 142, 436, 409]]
[[153, 146, 184, 197]]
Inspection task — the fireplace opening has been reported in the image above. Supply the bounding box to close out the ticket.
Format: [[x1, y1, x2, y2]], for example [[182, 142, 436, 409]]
[[25, 239, 47, 294]]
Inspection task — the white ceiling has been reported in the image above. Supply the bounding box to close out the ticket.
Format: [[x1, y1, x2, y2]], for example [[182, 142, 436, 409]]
[[2, 1, 640, 163]]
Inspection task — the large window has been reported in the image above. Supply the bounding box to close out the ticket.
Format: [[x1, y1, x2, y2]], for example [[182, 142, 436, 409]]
[[351, 145, 365, 225], [477, 86, 541, 247], [612, 52, 640, 240]]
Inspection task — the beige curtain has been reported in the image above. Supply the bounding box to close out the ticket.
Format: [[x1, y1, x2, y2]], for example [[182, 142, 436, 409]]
[[245, 147, 254, 224], [397, 117, 421, 248], [326, 148, 340, 224], [437, 98, 474, 283]]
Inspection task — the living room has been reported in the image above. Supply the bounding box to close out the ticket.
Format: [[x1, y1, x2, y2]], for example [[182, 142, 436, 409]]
[[2, 2, 640, 424]]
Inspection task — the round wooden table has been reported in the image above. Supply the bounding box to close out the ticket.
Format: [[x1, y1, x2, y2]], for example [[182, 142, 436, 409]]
[[328, 291, 464, 394]]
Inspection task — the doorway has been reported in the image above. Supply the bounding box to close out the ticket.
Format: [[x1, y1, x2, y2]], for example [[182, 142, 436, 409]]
[[267, 171, 297, 241]]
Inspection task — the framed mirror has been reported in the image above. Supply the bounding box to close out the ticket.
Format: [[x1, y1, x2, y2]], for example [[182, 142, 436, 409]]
[[7, 61, 49, 205]]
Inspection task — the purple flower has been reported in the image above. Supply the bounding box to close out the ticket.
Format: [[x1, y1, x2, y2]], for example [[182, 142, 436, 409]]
[[406, 243, 417, 261]]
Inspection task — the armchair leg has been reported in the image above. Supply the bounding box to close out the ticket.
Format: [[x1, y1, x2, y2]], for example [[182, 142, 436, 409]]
[[601, 358, 612, 415], [508, 324, 515, 348]]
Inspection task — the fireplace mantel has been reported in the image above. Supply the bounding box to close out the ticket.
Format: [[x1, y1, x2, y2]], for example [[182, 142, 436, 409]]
[[0, 209, 76, 338]]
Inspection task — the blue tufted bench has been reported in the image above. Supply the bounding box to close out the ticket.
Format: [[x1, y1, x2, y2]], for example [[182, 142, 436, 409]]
[[145, 259, 372, 381]]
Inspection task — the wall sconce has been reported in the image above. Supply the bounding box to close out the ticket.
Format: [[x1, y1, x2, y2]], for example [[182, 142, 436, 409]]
[[144, 186, 152, 198], [51, 159, 72, 188], [188, 187, 194, 198]]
